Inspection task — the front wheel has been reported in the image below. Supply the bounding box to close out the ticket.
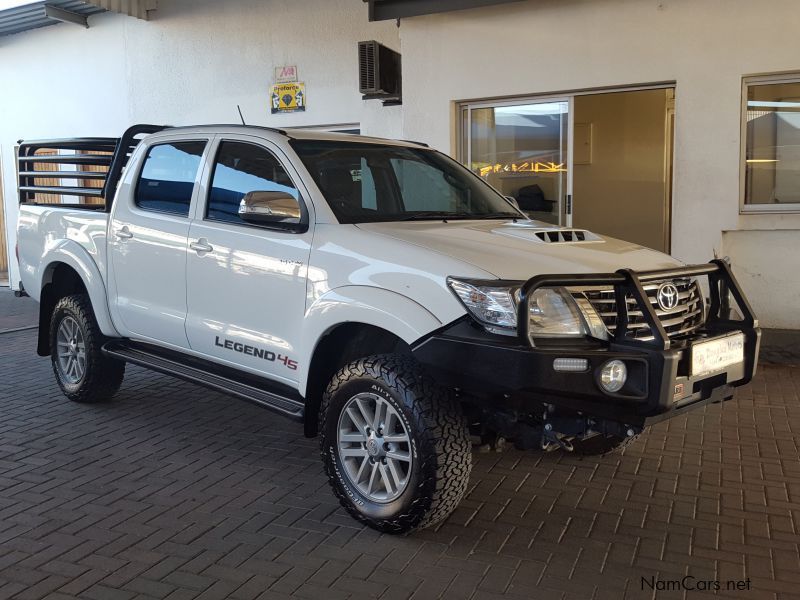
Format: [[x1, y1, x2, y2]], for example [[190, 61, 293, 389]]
[[50, 294, 125, 403], [320, 355, 471, 533]]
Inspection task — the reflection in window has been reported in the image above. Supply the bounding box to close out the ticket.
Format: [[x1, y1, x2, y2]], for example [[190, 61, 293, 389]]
[[465, 102, 568, 224], [207, 142, 298, 224], [135, 141, 206, 216], [291, 140, 519, 223], [390, 158, 459, 212], [744, 79, 800, 208]]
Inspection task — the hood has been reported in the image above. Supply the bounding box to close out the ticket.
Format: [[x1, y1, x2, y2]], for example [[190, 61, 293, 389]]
[[355, 220, 681, 280]]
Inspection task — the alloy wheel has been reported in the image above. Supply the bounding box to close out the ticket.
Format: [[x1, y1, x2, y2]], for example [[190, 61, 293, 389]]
[[337, 392, 413, 503], [56, 316, 86, 384]]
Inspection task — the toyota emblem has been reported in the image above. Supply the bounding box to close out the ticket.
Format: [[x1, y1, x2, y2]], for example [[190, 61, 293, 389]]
[[656, 282, 680, 312]]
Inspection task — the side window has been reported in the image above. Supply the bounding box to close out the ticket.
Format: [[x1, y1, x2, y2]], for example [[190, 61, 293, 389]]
[[135, 141, 206, 216], [207, 141, 299, 225]]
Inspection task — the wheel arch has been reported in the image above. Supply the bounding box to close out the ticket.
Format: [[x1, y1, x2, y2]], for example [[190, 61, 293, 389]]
[[303, 321, 412, 437], [36, 245, 118, 356], [299, 286, 446, 437]]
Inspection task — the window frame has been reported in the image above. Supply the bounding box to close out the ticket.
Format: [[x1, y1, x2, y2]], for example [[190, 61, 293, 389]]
[[133, 139, 209, 218], [740, 73, 800, 214], [203, 139, 309, 233]]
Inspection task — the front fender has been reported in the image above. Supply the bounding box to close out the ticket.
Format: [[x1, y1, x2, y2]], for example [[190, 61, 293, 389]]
[[38, 241, 119, 337], [297, 285, 446, 395]]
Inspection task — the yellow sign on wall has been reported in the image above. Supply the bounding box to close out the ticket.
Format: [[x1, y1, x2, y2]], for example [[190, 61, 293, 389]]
[[270, 82, 306, 114]]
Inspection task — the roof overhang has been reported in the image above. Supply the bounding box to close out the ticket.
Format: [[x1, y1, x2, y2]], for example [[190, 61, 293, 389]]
[[0, 0, 156, 37], [364, 0, 524, 21]]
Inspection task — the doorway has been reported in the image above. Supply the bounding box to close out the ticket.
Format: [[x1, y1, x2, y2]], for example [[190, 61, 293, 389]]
[[460, 86, 674, 252]]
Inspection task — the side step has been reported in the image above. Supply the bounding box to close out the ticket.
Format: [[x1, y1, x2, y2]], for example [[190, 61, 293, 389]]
[[102, 341, 305, 420]]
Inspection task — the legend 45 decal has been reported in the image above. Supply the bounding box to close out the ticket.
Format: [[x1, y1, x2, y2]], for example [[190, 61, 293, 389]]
[[214, 336, 298, 370]]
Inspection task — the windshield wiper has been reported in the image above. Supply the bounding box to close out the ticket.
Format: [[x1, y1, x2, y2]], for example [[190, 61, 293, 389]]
[[396, 211, 470, 221], [474, 213, 520, 220], [396, 211, 520, 222]]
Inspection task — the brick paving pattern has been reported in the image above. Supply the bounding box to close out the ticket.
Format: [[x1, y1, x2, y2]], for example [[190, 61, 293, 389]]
[[0, 327, 798, 599], [0, 290, 37, 333]]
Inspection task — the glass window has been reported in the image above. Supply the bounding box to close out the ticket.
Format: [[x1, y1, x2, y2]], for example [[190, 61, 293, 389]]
[[291, 140, 520, 224], [743, 78, 800, 211], [463, 102, 569, 225], [390, 158, 461, 212], [135, 141, 206, 216], [207, 141, 299, 225]]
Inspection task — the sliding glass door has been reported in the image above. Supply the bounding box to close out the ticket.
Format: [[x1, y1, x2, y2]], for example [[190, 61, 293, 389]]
[[462, 99, 571, 225]]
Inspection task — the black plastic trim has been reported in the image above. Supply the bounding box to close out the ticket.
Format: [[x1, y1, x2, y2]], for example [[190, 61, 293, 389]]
[[102, 340, 304, 420]]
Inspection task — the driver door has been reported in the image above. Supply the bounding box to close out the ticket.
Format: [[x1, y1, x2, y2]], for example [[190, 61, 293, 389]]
[[185, 136, 313, 384]]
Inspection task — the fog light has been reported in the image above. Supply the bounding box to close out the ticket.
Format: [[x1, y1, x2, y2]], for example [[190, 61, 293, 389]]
[[553, 358, 589, 372], [599, 360, 627, 393]]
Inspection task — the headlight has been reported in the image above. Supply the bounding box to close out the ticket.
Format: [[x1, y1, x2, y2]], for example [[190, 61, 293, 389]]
[[527, 287, 588, 338], [447, 278, 590, 340], [447, 278, 518, 334]]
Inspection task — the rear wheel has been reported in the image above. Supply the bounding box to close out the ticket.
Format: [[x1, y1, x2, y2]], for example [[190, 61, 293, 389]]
[[50, 294, 125, 403], [320, 354, 471, 533]]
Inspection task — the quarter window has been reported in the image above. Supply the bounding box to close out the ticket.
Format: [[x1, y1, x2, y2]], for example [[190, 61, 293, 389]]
[[207, 141, 299, 225], [135, 141, 206, 216], [743, 76, 800, 212]]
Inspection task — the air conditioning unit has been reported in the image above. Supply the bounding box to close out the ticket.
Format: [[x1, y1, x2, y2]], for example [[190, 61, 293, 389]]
[[358, 40, 401, 104]]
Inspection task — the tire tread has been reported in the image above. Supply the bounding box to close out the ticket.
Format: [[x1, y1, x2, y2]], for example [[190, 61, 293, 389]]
[[319, 354, 471, 533], [50, 294, 124, 403]]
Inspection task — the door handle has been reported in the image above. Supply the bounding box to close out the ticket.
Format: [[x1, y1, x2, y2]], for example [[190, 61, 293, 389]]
[[115, 226, 133, 240], [189, 239, 214, 254]]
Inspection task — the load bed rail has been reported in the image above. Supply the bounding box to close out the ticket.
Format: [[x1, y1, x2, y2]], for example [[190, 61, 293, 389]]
[[17, 124, 167, 209]]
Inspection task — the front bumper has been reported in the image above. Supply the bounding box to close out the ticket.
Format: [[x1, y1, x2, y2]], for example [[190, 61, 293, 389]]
[[412, 260, 761, 428]]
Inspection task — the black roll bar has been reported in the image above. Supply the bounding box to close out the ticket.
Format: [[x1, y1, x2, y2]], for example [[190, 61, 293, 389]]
[[17, 124, 168, 208], [517, 260, 757, 350]]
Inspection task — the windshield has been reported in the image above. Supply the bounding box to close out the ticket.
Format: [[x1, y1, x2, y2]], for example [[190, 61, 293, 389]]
[[290, 140, 523, 224]]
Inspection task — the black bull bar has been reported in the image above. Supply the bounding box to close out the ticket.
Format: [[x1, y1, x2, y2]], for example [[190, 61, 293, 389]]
[[517, 259, 758, 354]]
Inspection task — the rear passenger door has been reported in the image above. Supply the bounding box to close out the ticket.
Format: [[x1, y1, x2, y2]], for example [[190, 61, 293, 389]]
[[108, 137, 209, 349], [184, 136, 313, 384]]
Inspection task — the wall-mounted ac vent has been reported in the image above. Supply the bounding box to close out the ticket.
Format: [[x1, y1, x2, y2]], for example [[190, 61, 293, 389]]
[[358, 40, 401, 105]]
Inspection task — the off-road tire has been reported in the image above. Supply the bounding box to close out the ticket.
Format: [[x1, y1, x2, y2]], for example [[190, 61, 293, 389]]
[[50, 294, 125, 403], [571, 433, 641, 456], [320, 354, 471, 534]]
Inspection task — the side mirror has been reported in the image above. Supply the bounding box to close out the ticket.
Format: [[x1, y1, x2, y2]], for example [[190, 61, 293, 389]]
[[239, 191, 302, 226], [504, 195, 520, 210]]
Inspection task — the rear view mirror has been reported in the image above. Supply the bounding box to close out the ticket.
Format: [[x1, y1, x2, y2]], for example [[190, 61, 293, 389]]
[[239, 191, 302, 226], [504, 195, 520, 210]]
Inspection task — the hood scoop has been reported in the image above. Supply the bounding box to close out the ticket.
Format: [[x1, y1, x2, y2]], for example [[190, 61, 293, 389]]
[[534, 229, 599, 243], [493, 224, 602, 244]]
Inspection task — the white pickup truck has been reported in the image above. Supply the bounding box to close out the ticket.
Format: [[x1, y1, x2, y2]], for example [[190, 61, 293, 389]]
[[15, 124, 760, 533]]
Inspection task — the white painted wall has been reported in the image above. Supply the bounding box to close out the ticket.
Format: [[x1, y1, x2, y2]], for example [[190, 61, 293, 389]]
[[398, 0, 800, 328], [3, 0, 798, 329], [0, 0, 400, 286]]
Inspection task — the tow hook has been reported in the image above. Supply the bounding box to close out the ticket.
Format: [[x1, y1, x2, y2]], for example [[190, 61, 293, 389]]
[[541, 422, 574, 452]]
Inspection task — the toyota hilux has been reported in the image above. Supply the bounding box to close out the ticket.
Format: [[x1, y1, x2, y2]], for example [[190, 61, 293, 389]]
[[14, 124, 760, 533]]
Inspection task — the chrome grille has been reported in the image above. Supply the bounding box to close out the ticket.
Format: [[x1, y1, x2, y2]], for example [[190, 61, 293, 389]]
[[577, 278, 705, 341]]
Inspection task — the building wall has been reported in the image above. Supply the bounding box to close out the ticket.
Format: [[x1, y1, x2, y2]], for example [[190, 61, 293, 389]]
[[0, 0, 400, 286], [398, 0, 800, 328]]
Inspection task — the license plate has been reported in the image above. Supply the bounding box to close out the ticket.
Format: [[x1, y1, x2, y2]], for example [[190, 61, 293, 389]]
[[691, 333, 745, 377]]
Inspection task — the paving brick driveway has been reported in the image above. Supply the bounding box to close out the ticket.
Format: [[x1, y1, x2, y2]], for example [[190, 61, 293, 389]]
[[0, 324, 798, 599]]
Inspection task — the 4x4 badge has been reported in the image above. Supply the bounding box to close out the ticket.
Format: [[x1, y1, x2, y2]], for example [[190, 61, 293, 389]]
[[656, 282, 680, 312]]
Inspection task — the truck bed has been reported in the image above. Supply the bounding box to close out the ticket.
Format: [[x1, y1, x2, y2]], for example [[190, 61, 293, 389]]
[[17, 205, 109, 304]]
